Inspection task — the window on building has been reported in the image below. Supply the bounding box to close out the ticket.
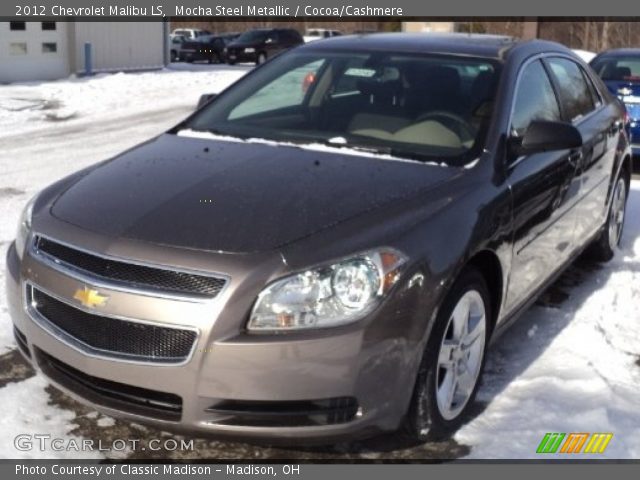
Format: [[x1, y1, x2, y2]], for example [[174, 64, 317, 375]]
[[9, 42, 28, 55], [41, 22, 56, 31], [9, 22, 26, 31], [42, 42, 57, 54]]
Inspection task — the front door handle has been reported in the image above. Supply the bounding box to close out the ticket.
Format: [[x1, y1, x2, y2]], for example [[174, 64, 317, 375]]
[[568, 150, 583, 167]]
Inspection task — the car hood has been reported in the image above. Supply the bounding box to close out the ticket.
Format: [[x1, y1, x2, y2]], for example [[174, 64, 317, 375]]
[[50, 134, 458, 253]]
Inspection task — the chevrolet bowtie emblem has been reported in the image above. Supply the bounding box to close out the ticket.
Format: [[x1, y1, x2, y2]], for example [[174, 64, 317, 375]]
[[73, 287, 109, 309], [618, 87, 633, 96]]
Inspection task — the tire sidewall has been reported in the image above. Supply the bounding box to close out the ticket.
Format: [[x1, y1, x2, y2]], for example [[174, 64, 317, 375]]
[[405, 268, 491, 441], [608, 176, 628, 250], [592, 174, 628, 262]]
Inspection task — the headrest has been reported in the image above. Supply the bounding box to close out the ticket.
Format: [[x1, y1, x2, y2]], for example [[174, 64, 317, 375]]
[[471, 71, 495, 102], [405, 65, 461, 97], [357, 67, 403, 102], [614, 66, 632, 79]]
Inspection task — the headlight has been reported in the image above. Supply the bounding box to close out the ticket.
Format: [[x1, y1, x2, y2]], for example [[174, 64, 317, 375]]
[[248, 249, 407, 331], [15, 194, 37, 259]]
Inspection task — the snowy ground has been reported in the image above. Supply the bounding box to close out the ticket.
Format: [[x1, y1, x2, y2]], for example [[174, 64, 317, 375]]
[[456, 193, 640, 459], [0, 65, 639, 460]]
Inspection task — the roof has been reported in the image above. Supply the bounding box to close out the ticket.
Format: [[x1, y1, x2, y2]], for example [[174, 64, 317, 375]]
[[593, 48, 640, 57], [300, 32, 569, 60]]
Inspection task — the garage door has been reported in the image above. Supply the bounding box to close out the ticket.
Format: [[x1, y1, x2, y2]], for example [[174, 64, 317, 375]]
[[0, 21, 70, 84]]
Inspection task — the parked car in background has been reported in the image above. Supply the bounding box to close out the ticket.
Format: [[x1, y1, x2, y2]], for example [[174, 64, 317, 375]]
[[169, 34, 186, 62], [590, 49, 640, 155], [8, 34, 631, 444], [179, 33, 240, 63], [171, 28, 210, 40], [303, 28, 342, 43], [225, 28, 304, 65]]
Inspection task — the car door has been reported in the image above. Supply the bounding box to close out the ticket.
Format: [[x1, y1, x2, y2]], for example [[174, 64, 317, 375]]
[[504, 58, 582, 311], [546, 56, 620, 242]]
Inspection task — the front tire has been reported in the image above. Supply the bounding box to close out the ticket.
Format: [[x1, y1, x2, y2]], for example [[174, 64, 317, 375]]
[[257, 52, 267, 65], [403, 268, 490, 442], [590, 175, 628, 262]]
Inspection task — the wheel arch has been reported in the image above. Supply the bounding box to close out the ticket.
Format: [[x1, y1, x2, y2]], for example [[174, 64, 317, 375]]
[[465, 249, 504, 331], [621, 154, 632, 192]]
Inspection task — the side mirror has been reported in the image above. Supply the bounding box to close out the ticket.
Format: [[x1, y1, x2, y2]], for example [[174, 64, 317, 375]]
[[265, 37, 274, 44], [508, 120, 583, 159], [196, 93, 218, 109]]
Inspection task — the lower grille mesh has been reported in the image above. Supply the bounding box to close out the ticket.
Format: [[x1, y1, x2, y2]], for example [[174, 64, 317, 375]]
[[30, 287, 197, 363], [205, 397, 359, 427]]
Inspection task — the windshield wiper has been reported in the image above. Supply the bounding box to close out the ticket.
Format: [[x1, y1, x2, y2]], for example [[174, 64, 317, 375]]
[[323, 137, 391, 154], [322, 138, 443, 163]]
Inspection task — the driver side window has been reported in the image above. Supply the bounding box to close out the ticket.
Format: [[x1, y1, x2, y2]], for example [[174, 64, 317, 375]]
[[511, 60, 561, 137]]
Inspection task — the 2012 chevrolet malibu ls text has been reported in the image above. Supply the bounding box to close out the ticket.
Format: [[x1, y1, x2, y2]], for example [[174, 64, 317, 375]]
[[6, 34, 632, 443]]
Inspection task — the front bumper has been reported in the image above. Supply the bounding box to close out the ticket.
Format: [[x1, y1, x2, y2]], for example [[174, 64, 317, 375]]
[[179, 50, 213, 63], [5, 229, 424, 443], [226, 50, 257, 63]]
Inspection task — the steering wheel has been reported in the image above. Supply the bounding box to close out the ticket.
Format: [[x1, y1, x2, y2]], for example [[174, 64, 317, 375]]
[[415, 111, 476, 143]]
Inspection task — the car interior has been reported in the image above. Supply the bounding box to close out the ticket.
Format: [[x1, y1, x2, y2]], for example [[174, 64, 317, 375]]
[[192, 54, 500, 159], [338, 63, 495, 150]]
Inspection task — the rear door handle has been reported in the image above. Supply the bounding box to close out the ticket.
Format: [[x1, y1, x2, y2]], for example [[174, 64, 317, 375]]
[[608, 121, 622, 135]]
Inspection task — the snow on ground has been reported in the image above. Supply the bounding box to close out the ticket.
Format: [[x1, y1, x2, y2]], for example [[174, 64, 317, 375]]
[[0, 63, 248, 140], [456, 182, 640, 458], [0, 375, 101, 458], [0, 65, 639, 459]]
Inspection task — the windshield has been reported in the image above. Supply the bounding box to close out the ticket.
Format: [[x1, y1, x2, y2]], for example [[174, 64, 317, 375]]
[[235, 30, 269, 43], [182, 50, 501, 165], [591, 56, 640, 82]]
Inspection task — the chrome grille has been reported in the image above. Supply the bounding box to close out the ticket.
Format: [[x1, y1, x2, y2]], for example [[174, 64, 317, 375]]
[[33, 236, 226, 298]]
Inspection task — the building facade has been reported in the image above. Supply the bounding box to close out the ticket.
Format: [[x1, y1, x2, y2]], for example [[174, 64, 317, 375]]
[[402, 22, 456, 33], [0, 21, 167, 84]]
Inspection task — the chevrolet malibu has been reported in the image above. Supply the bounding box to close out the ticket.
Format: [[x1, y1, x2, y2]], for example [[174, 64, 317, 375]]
[[6, 34, 632, 443]]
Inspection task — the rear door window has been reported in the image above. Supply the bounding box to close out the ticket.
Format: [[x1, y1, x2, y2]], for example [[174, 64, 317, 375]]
[[511, 60, 562, 136], [591, 56, 640, 81], [547, 57, 596, 122]]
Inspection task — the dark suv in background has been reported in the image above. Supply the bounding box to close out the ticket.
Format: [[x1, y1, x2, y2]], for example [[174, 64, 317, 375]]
[[225, 28, 304, 65], [179, 33, 240, 63]]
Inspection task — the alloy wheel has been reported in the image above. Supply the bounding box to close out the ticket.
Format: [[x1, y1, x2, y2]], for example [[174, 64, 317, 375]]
[[608, 177, 626, 251], [435, 289, 487, 421]]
